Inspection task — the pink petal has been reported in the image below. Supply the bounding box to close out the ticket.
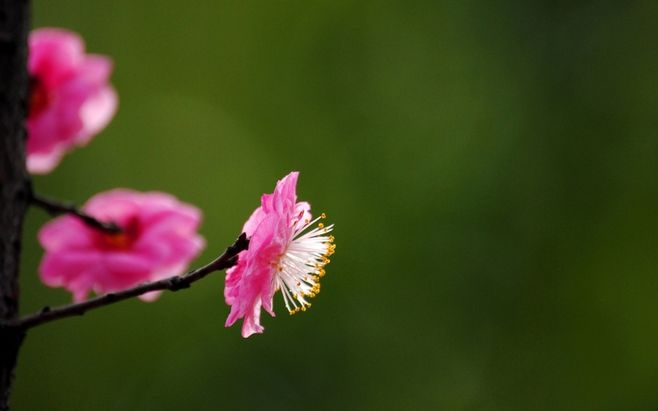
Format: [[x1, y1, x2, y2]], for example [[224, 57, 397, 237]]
[[26, 146, 67, 174], [97, 252, 152, 290], [38, 216, 93, 250], [293, 201, 312, 230], [29, 28, 85, 88], [39, 250, 100, 287], [77, 85, 117, 144], [241, 299, 264, 338], [83, 189, 141, 223], [271, 171, 299, 215], [242, 206, 267, 238], [138, 291, 163, 302]]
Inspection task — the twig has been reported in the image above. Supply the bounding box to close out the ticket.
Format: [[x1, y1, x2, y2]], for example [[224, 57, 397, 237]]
[[2, 233, 249, 330], [30, 192, 122, 234]]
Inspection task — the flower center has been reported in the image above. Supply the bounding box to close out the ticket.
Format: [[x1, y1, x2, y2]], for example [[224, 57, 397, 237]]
[[102, 233, 133, 249], [29, 76, 51, 117], [275, 212, 335, 315], [97, 217, 140, 250]]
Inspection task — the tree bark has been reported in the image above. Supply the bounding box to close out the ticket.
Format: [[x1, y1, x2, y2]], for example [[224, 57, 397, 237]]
[[0, 0, 30, 410]]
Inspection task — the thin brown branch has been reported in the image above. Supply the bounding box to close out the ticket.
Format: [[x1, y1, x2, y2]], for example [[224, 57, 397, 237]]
[[2, 233, 248, 331], [30, 192, 122, 234]]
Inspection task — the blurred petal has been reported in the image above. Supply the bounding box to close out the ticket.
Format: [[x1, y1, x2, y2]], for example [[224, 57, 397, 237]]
[[37, 189, 204, 302], [26, 28, 116, 174]]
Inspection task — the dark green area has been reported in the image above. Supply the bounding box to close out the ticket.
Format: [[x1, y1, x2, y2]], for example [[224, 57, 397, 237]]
[[16, 1, 658, 410]]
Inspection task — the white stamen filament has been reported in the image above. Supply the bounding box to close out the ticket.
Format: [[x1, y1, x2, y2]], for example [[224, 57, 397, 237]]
[[275, 212, 335, 315]]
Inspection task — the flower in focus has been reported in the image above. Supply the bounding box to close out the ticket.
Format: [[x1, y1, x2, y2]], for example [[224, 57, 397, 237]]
[[225, 171, 335, 338], [27, 28, 118, 174], [38, 190, 205, 302]]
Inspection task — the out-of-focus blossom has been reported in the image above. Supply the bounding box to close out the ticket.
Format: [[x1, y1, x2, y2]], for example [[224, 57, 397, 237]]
[[38, 190, 205, 302], [225, 172, 335, 338], [27, 28, 117, 174]]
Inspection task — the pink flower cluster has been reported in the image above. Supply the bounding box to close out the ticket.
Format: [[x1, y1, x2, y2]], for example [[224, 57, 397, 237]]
[[27, 28, 117, 174], [225, 172, 335, 337], [28, 26, 336, 338], [39, 190, 204, 302]]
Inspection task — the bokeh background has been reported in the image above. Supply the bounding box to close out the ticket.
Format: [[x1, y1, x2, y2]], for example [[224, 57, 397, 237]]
[[15, 1, 657, 410]]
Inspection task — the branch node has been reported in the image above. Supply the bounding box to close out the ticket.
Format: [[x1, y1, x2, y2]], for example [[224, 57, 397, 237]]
[[169, 276, 189, 292], [227, 233, 249, 255], [224, 255, 239, 269]]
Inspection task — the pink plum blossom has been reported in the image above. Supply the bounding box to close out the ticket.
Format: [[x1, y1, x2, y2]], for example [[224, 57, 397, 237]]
[[38, 190, 205, 302], [225, 172, 335, 338], [27, 28, 118, 174]]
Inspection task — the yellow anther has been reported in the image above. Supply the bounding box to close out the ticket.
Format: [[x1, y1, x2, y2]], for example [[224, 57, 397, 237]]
[[321, 213, 327, 219], [318, 223, 324, 229]]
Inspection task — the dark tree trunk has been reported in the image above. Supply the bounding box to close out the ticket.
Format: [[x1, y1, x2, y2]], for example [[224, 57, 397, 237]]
[[0, 0, 30, 410]]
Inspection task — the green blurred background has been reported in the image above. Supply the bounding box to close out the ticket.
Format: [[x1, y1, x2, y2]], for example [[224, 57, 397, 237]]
[[15, 1, 657, 410]]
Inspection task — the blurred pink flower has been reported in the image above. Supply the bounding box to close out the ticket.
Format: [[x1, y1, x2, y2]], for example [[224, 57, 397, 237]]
[[27, 28, 117, 174], [225, 172, 335, 338], [38, 190, 205, 302]]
